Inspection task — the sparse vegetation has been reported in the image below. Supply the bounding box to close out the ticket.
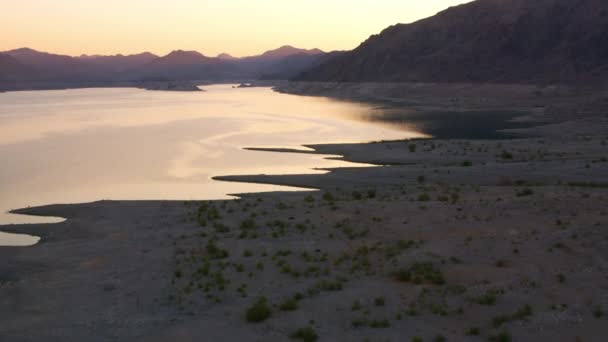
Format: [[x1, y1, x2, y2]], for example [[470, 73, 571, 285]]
[[394, 262, 445, 285], [492, 304, 533, 327]]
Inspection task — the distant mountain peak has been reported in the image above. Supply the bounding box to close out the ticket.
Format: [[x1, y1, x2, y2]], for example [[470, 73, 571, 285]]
[[166, 50, 205, 57], [156, 50, 212, 65], [217, 53, 239, 60], [7, 47, 40, 53], [5, 47, 55, 57], [260, 46, 325, 59]]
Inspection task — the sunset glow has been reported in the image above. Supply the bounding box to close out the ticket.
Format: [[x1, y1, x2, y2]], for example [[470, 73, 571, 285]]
[[1, 0, 471, 56]]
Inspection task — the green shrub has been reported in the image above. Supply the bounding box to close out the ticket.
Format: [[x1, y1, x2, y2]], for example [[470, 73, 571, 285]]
[[240, 218, 257, 230], [516, 188, 534, 197], [489, 331, 512, 342], [279, 298, 298, 311], [394, 262, 445, 285], [206, 240, 229, 259], [492, 305, 533, 327], [594, 306, 604, 318], [322, 192, 335, 202], [465, 327, 480, 336], [246, 297, 271, 323], [367, 189, 377, 198], [418, 193, 431, 201], [434, 335, 446, 342], [473, 289, 498, 306], [290, 326, 318, 342], [501, 151, 514, 160]]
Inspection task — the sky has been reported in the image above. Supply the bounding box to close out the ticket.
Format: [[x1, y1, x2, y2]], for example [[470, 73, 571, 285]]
[[1, 0, 472, 57]]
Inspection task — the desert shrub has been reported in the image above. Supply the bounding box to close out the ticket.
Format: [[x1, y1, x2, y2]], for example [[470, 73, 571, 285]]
[[492, 305, 532, 327], [465, 327, 480, 336], [323, 192, 335, 202], [473, 289, 499, 306], [489, 331, 512, 342], [206, 240, 229, 259], [594, 306, 604, 318], [501, 151, 514, 159], [240, 218, 257, 230], [246, 297, 271, 322], [418, 193, 431, 201], [279, 298, 298, 311], [394, 262, 445, 285], [516, 188, 534, 197], [434, 335, 446, 342], [290, 326, 318, 342]]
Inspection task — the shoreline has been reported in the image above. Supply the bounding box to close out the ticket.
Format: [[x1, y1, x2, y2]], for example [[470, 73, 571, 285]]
[[1, 83, 608, 341]]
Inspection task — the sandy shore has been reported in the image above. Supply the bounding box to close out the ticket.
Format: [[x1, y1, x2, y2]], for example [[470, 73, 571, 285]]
[[1, 83, 608, 341]]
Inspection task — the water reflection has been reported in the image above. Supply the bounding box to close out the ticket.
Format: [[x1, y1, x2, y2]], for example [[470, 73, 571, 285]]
[[0, 85, 424, 244]]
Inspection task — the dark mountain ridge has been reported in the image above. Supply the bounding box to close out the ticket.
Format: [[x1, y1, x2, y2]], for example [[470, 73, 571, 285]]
[[295, 0, 608, 84]]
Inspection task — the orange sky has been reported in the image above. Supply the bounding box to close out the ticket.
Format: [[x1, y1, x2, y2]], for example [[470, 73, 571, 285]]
[[1, 0, 472, 57]]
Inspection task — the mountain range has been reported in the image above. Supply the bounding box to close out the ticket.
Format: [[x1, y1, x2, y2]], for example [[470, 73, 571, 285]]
[[3, 0, 608, 88], [0, 46, 326, 85], [295, 0, 608, 84]]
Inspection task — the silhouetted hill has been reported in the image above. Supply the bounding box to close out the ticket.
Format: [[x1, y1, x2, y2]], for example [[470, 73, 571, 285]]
[[258, 46, 324, 59], [217, 53, 239, 61], [4, 48, 102, 81], [127, 50, 241, 81], [0, 45, 327, 87], [77, 52, 158, 72], [0, 53, 36, 81], [237, 46, 326, 78], [260, 51, 345, 80], [295, 0, 608, 84]]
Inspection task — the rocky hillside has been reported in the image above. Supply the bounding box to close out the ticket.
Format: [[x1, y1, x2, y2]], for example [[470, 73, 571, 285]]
[[295, 0, 608, 84]]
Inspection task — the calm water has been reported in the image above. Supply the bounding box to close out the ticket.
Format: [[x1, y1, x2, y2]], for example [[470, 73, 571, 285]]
[[0, 85, 424, 245]]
